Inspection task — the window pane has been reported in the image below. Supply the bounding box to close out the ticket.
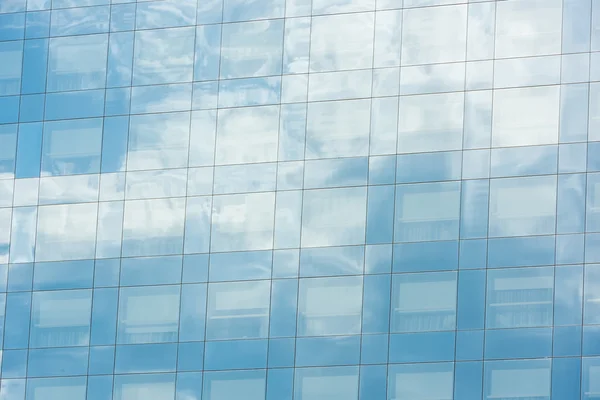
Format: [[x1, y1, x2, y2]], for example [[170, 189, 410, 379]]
[[133, 27, 194, 85], [394, 181, 461, 242], [30, 290, 92, 348], [484, 359, 551, 400], [0, 41, 23, 96], [392, 272, 457, 333], [495, 0, 562, 58], [298, 276, 363, 336], [306, 99, 370, 159], [397, 92, 464, 154], [220, 20, 283, 79], [310, 13, 374, 72], [47, 34, 108, 92], [402, 5, 467, 65], [492, 86, 560, 147], [127, 112, 190, 171], [117, 285, 180, 344], [486, 267, 554, 329], [215, 106, 279, 165], [206, 280, 270, 340], [301, 187, 367, 247], [210, 192, 275, 252], [41, 118, 103, 176], [35, 203, 98, 262], [122, 198, 186, 257], [489, 175, 557, 237]]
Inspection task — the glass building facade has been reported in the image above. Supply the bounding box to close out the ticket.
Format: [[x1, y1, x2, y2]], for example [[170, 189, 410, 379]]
[[0, 0, 599, 399]]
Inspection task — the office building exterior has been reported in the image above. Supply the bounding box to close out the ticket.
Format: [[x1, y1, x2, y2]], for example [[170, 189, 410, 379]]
[[0, 0, 600, 398]]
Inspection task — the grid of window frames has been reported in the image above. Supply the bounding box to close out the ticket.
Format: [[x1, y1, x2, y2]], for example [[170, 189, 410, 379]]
[[0, 0, 600, 399]]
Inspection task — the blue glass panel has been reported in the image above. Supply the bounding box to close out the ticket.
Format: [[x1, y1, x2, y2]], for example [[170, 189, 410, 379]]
[[113, 373, 175, 400], [272, 249, 299, 278], [456, 330, 484, 361], [110, 3, 135, 32], [391, 271, 456, 333], [0, 12, 24, 41], [27, 347, 88, 377], [487, 235, 555, 268], [41, 118, 103, 176], [0, 124, 17, 175], [87, 376, 112, 400], [21, 38, 47, 94], [556, 233, 585, 264], [366, 185, 394, 244], [552, 357, 581, 400], [457, 269, 485, 330], [19, 94, 44, 123], [25, 11, 49, 39], [304, 157, 368, 189], [136, 0, 195, 29], [555, 265, 583, 325], [460, 179, 490, 239], [179, 283, 207, 342], [396, 151, 461, 183], [297, 276, 362, 337], [360, 334, 388, 365], [131, 83, 192, 115], [394, 181, 460, 242], [459, 239, 487, 270], [206, 280, 270, 340], [176, 372, 203, 400], [106, 31, 134, 88], [4, 292, 31, 349], [359, 365, 387, 400], [105, 87, 130, 116], [296, 336, 360, 367], [362, 274, 391, 334], [115, 343, 177, 373], [554, 325, 582, 357], [266, 369, 293, 400], [269, 278, 298, 338], [1, 349, 27, 378], [50, 5, 109, 36], [7, 263, 32, 292], [120, 255, 182, 286], [30, 289, 91, 348], [294, 366, 359, 400], [33, 260, 94, 290], [483, 359, 551, 400], [205, 339, 267, 369], [0, 96, 19, 124], [300, 246, 363, 277], [182, 254, 209, 283], [220, 20, 284, 79], [133, 27, 195, 85], [393, 241, 459, 273], [203, 370, 265, 400], [485, 327, 552, 359], [583, 325, 600, 356], [45, 90, 105, 120], [88, 346, 115, 375], [454, 362, 483, 400], [558, 173, 586, 233], [268, 337, 295, 368], [90, 287, 118, 346], [100, 116, 128, 173], [486, 267, 554, 329], [388, 362, 454, 400], [489, 175, 557, 237], [26, 377, 86, 400], [117, 285, 180, 344], [0, 41, 23, 96], [389, 331, 455, 363], [364, 244, 392, 274]]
